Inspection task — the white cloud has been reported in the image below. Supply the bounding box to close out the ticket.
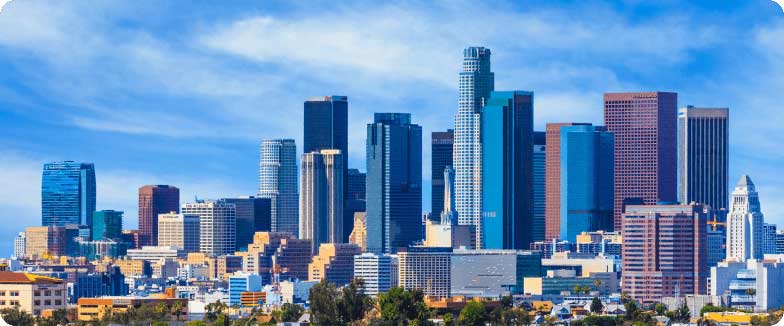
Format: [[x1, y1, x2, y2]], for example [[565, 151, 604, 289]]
[[773, 0, 784, 12], [0, 0, 10, 13]]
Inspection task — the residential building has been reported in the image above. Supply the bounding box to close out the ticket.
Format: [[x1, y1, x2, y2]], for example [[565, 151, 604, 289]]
[[559, 125, 614, 242], [300, 149, 344, 253], [138, 185, 179, 246], [157, 212, 200, 253], [348, 212, 367, 252], [91, 210, 123, 241], [482, 90, 534, 249], [220, 196, 271, 251], [24, 226, 67, 259], [182, 200, 236, 256], [229, 272, 262, 306], [451, 249, 541, 297], [710, 258, 784, 312], [345, 168, 367, 242], [366, 113, 422, 254], [763, 223, 777, 255], [604, 92, 678, 229], [397, 246, 452, 298], [259, 139, 299, 236], [13, 232, 25, 259], [76, 297, 187, 322], [0, 272, 67, 316], [726, 175, 765, 261], [353, 253, 397, 296], [431, 129, 454, 217], [622, 203, 708, 304], [308, 243, 361, 286], [41, 161, 96, 227], [532, 131, 546, 242], [545, 123, 590, 241]]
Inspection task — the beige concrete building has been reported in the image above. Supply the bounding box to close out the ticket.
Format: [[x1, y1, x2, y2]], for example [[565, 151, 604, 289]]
[[77, 297, 187, 322], [114, 259, 152, 277], [24, 226, 67, 259], [348, 212, 367, 252], [157, 212, 200, 253], [309, 243, 360, 285], [0, 271, 67, 316]]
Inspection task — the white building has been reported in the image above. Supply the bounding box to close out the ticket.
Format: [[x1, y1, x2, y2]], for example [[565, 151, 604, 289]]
[[299, 149, 343, 254], [279, 280, 317, 304], [182, 200, 236, 256], [158, 212, 200, 253], [126, 246, 184, 261], [259, 139, 299, 236], [710, 257, 784, 312], [397, 247, 451, 298], [13, 232, 25, 259], [726, 175, 764, 261], [354, 253, 398, 296]]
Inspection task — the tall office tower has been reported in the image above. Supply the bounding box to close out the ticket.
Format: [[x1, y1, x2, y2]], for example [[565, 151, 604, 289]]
[[559, 125, 614, 242], [545, 123, 590, 241], [300, 150, 344, 254], [431, 129, 454, 218], [366, 113, 423, 254], [182, 200, 237, 256], [726, 175, 765, 261], [91, 210, 123, 241], [259, 139, 299, 236], [220, 196, 271, 251], [454, 47, 494, 247], [532, 131, 546, 242], [622, 204, 708, 305], [13, 232, 26, 259], [157, 212, 200, 253], [778, 230, 784, 254], [678, 107, 729, 219], [604, 92, 678, 229], [24, 226, 68, 259], [138, 185, 179, 246], [481, 91, 534, 249], [308, 243, 361, 286], [41, 161, 96, 227], [707, 227, 726, 268], [354, 253, 396, 296], [397, 246, 452, 298], [763, 223, 778, 255], [344, 169, 367, 242]]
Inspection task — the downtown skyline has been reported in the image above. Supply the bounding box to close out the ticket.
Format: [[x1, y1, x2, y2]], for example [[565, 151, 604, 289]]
[[1, 1, 784, 256]]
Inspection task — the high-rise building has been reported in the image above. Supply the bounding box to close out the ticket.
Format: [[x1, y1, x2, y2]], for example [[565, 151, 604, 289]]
[[532, 131, 546, 242], [244, 232, 312, 284], [763, 223, 778, 255], [157, 212, 200, 253], [41, 161, 96, 227], [13, 232, 26, 259], [308, 243, 361, 286], [259, 139, 299, 236], [24, 226, 68, 259], [300, 150, 344, 254], [431, 130, 454, 218], [182, 200, 236, 256], [622, 204, 708, 305], [91, 210, 123, 241], [481, 91, 534, 249], [678, 107, 729, 219], [348, 212, 367, 252], [545, 123, 590, 241], [559, 125, 614, 242], [454, 46, 494, 248], [354, 253, 398, 296], [344, 169, 366, 242], [425, 167, 474, 249], [397, 246, 452, 298], [138, 185, 180, 246], [604, 92, 678, 229], [777, 230, 784, 254], [220, 197, 272, 251], [707, 227, 726, 268], [366, 113, 422, 254], [726, 175, 765, 261]]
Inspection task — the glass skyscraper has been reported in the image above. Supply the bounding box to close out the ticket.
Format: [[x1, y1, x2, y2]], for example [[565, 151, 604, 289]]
[[345, 168, 366, 242], [559, 125, 614, 242], [91, 210, 123, 241], [259, 139, 299, 236], [481, 91, 534, 250], [532, 131, 546, 242], [454, 46, 494, 247], [300, 149, 344, 254], [366, 113, 422, 254], [431, 129, 454, 218], [41, 161, 96, 227], [220, 196, 271, 251]]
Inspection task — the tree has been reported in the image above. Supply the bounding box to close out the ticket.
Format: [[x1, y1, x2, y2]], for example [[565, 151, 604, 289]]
[[279, 303, 304, 322], [377, 287, 430, 324], [574, 285, 583, 295], [185, 321, 207, 326], [0, 308, 35, 326], [459, 301, 488, 326], [654, 303, 666, 316], [675, 302, 691, 323], [338, 278, 373, 323], [624, 301, 639, 321], [500, 295, 514, 308], [309, 279, 340, 325], [443, 312, 455, 326], [591, 297, 604, 314]]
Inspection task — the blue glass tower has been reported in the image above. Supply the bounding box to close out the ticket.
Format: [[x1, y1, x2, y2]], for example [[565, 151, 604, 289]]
[[366, 113, 422, 254], [481, 91, 534, 250], [559, 125, 614, 242], [92, 210, 123, 241], [41, 161, 96, 227]]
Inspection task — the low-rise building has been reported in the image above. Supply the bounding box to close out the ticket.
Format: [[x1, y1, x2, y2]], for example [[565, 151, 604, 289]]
[[398, 246, 452, 298], [309, 243, 361, 286], [0, 271, 67, 316], [450, 249, 541, 297], [76, 297, 188, 322], [126, 246, 185, 261], [354, 253, 398, 296], [710, 257, 784, 312]]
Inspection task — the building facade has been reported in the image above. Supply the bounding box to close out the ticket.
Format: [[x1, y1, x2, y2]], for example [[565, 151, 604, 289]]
[[157, 212, 200, 253], [220, 196, 271, 251], [14, 232, 26, 259], [91, 210, 123, 241], [397, 247, 452, 298], [259, 139, 299, 236], [354, 253, 397, 296], [41, 161, 96, 227], [300, 150, 344, 254], [545, 123, 591, 241], [710, 258, 784, 312], [604, 92, 678, 229], [345, 169, 367, 242], [0, 272, 67, 316], [138, 185, 180, 246], [182, 201, 236, 256], [532, 131, 546, 242], [24, 226, 67, 259], [451, 249, 541, 297], [308, 243, 361, 286], [763, 223, 778, 255], [726, 175, 765, 261], [431, 129, 454, 218]]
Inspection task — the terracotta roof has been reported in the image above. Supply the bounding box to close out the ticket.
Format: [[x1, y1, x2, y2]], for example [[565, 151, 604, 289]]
[[0, 272, 63, 284]]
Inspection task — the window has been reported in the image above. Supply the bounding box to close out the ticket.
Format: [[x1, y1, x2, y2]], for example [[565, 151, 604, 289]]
[[0, 301, 5, 305], [10, 301, 19, 306], [9, 291, 19, 297], [34, 300, 40, 306], [44, 290, 51, 296], [54, 300, 62, 306], [34, 290, 41, 296], [44, 300, 51, 305], [54, 290, 62, 296]]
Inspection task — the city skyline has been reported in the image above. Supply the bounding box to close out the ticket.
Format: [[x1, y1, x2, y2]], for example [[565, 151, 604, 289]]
[[1, 1, 784, 256]]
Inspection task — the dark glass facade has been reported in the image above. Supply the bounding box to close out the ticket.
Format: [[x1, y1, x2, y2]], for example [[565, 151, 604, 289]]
[[532, 131, 546, 242], [221, 197, 272, 251], [366, 113, 423, 254], [41, 161, 96, 227], [138, 185, 180, 246], [91, 210, 123, 241], [344, 169, 366, 242], [431, 129, 454, 217]]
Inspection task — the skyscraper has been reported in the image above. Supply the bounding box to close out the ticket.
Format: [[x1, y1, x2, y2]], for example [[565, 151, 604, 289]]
[[545, 123, 590, 241], [481, 91, 534, 249], [41, 161, 96, 227], [220, 196, 272, 251], [559, 125, 614, 242], [678, 106, 729, 219], [622, 203, 708, 304], [532, 131, 546, 242], [431, 129, 454, 217], [300, 149, 344, 254], [182, 200, 237, 256], [91, 210, 123, 241], [726, 175, 765, 261], [259, 139, 299, 236], [454, 46, 494, 246], [138, 185, 180, 246], [366, 113, 423, 254], [604, 92, 678, 229], [344, 169, 366, 242], [764, 223, 778, 255], [157, 212, 200, 253]]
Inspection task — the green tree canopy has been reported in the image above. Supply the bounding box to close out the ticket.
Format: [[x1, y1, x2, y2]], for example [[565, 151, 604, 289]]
[[459, 301, 488, 326]]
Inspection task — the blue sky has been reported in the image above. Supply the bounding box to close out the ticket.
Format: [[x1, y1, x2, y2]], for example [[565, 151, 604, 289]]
[[1, 1, 783, 256]]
